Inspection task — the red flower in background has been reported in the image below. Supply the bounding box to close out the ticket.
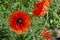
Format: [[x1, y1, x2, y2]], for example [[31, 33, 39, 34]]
[[9, 10, 32, 34], [42, 29, 52, 40], [33, 0, 51, 17], [33, 2, 44, 17], [42, 29, 52, 38], [46, 36, 52, 40]]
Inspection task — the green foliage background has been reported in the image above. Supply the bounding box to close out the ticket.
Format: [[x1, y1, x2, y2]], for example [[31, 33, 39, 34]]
[[0, 0, 60, 40]]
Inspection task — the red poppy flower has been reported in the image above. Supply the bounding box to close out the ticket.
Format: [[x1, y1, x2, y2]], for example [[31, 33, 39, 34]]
[[42, 29, 52, 38], [33, 0, 51, 17], [33, 2, 44, 17], [46, 36, 52, 40], [9, 10, 32, 34]]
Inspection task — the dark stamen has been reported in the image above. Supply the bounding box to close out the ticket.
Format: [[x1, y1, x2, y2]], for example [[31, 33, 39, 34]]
[[16, 19, 23, 25]]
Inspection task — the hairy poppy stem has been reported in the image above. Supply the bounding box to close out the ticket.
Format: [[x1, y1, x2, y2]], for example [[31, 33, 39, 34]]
[[20, 35, 24, 40]]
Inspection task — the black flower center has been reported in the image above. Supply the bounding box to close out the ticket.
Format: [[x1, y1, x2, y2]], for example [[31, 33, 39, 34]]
[[16, 19, 23, 25]]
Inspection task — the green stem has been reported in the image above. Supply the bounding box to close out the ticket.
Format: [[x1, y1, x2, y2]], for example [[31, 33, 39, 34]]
[[20, 35, 24, 40]]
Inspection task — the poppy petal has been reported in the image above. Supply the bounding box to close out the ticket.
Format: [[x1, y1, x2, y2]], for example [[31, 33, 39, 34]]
[[42, 29, 52, 38], [33, 0, 51, 17], [33, 2, 44, 17], [46, 36, 52, 40]]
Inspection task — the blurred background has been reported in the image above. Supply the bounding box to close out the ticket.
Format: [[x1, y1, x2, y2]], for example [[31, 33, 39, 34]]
[[0, 0, 60, 40]]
